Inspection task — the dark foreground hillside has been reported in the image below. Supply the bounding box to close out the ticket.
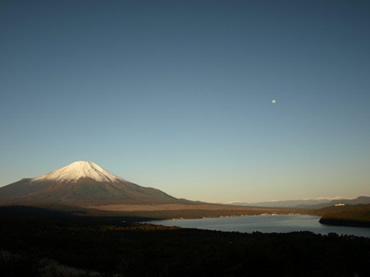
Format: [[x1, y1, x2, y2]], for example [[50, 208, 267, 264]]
[[0, 207, 369, 277]]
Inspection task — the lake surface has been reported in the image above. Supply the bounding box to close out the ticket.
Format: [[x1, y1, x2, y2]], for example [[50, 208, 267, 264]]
[[150, 215, 370, 238]]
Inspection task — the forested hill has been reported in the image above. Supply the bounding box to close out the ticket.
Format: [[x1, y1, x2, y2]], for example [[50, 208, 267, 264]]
[[318, 204, 370, 227]]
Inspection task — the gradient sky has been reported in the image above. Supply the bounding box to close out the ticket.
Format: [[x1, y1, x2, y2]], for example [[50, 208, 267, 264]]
[[1, 0, 369, 203]]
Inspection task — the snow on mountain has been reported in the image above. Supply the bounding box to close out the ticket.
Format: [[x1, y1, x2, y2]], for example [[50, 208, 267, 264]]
[[32, 161, 124, 183], [0, 161, 186, 206]]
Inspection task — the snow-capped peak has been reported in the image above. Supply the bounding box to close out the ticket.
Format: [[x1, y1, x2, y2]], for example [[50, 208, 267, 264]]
[[32, 161, 124, 183]]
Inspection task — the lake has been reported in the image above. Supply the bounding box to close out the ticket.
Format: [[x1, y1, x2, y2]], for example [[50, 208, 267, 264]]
[[150, 215, 370, 238]]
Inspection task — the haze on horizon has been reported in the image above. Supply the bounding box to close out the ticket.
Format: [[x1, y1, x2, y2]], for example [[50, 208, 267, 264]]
[[1, 0, 369, 203]]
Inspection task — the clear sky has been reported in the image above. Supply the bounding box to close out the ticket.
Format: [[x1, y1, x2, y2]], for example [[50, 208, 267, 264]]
[[1, 0, 369, 203]]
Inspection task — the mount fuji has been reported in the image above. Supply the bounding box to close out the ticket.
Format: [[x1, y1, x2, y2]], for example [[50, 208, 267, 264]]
[[0, 161, 185, 207]]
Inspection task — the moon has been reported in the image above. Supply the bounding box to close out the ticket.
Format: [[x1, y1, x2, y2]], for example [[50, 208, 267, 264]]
[[272, 99, 277, 104]]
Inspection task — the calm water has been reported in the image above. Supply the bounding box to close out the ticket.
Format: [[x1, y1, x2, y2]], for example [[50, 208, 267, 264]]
[[150, 215, 370, 238]]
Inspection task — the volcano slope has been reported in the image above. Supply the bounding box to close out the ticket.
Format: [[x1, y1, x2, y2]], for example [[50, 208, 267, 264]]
[[0, 161, 185, 207], [0, 161, 297, 218]]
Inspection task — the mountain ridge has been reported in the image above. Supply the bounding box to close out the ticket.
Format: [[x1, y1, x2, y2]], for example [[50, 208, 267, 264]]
[[232, 196, 370, 209]]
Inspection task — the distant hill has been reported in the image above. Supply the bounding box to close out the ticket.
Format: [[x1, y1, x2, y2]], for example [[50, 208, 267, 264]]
[[232, 196, 370, 209], [299, 196, 370, 209], [232, 199, 332, 208]]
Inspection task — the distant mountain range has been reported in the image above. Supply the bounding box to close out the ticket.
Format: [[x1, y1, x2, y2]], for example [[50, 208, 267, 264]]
[[232, 196, 370, 209], [1, 161, 368, 212], [0, 161, 189, 207]]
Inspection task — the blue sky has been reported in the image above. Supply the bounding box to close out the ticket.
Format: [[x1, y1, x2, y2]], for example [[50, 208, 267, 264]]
[[1, 0, 369, 203]]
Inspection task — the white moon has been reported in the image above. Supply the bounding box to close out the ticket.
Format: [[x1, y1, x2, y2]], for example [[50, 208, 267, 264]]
[[272, 99, 277, 104]]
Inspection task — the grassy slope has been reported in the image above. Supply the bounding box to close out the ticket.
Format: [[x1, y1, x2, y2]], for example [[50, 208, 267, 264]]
[[86, 204, 303, 220], [0, 202, 305, 220]]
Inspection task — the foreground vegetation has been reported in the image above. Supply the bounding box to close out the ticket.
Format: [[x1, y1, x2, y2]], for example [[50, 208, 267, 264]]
[[1, 206, 369, 277]]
